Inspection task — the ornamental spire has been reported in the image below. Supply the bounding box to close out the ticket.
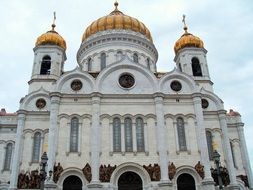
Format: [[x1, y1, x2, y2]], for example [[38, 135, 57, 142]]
[[182, 14, 188, 33], [51, 12, 56, 31]]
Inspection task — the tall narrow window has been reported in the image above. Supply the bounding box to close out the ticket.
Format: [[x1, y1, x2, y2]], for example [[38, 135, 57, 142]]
[[136, 118, 145, 152], [101, 53, 106, 70], [4, 143, 13, 170], [124, 118, 133, 152], [87, 58, 92, 71], [177, 117, 187, 151], [206, 131, 213, 160], [179, 63, 182, 72], [40, 56, 51, 75], [147, 58, 151, 70], [32, 132, 41, 162], [133, 53, 138, 63], [70, 117, 79, 152], [192, 57, 202, 76], [116, 51, 123, 61], [230, 141, 236, 167], [113, 118, 121, 152]]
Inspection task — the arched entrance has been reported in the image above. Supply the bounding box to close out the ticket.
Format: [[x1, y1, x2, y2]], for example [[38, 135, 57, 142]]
[[118, 171, 143, 190], [63, 175, 82, 190], [177, 173, 196, 190]]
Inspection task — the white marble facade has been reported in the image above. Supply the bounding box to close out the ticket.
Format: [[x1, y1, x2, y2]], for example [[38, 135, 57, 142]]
[[0, 3, 252, 190]]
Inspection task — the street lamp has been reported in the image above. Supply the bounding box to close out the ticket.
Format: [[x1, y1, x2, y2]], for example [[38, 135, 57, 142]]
[[213, 150, 223, 189], [40, 152, 48, 190]]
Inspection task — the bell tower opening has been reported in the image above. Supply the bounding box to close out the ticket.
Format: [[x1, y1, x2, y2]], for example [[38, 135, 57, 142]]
[[40, 55, 51, 75], [177, 173, 196, 190], [63, 175, 82, 190], [191, 57, 202, 76], [118, 171, 143, 190]]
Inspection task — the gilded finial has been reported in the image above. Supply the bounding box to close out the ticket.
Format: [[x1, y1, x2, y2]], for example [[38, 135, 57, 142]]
[[51, 12, 56, 31], [182, 14, 188, 33]]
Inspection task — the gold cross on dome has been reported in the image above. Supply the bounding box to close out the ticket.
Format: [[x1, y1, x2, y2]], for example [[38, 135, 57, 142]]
[[52, 12, 56, 30], [182, 14, 188, 32]]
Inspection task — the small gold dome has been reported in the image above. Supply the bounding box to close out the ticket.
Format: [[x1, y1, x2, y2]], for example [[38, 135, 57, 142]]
[[82, 2, 152, 42], [35, 24, 66, 50], [174, 32, 204, 54], [174, 15, 204, 54]]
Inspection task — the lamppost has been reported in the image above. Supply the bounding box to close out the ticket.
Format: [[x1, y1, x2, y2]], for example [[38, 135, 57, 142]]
[[40, 152, 48, 190], [213, 150, 223, 189]]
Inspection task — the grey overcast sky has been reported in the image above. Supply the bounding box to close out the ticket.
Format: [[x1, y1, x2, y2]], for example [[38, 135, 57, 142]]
[[0, 0, 252, 171]]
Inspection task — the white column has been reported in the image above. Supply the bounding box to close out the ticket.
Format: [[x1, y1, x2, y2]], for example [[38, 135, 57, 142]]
[[121, 121, 125, 154], [237, 123, 253, 189], [192, 94, 214, 184], [153, 93, 170, 183], [9, 110, 27, 190], [89, 93, 102, 187], [47, 93, 61, 175], [218, 110, 239, 189]]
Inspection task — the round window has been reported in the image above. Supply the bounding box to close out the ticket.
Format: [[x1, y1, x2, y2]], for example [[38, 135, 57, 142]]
[[71, 79, 83, 91], [201, 99, 209, 109], [170, 81, 182, 92], [119, 74, 135, 89], [36, 98, 46, 109]]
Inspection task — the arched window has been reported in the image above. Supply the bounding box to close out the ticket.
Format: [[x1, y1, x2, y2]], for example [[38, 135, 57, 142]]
[[87, 58, 92, 71], [116, 51, 123, 61], [124, 118, 133, 152], [70, 117, 79, 152], [113, 118, 121, 152], [4, 143, 13, 170], [206, 131, 213, 160], [100, 53, 106, 70], [179, 63, 182, 72], [133, 53, 138, 63], [177, 117, 187, 151], [32, 132, 41, 162], [136, 118, 145, 152], [40, 56, 51, 75], [191, 57, 202, 76], [147, 58, 151, 70]]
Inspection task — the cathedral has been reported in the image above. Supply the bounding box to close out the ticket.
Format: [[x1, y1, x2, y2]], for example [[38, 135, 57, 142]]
[[0, 2, 252, 190]]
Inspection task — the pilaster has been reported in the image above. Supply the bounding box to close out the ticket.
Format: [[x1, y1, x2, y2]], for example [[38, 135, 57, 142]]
[[90, 93, 102, 187], [153, 93, 171, 185], [192, 93, 215, 190], [237, 123, 253, 189], [47, 93, 61, 181], [218, 110, 239, 189], [9, 110, 27, 190]]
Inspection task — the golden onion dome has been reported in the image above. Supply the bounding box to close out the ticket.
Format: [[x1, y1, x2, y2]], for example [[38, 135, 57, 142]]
[[35, 23, 66, 50], [82, 2, 152, 42], [174, 15, 204, 54]]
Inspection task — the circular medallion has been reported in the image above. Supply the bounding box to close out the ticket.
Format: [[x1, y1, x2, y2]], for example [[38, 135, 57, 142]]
[[170, 80, 182, 92], [71, 79, 83, 91], [201, 99, 209, 109], [119, 74, 135, 89], [36, 98, 46, 109]]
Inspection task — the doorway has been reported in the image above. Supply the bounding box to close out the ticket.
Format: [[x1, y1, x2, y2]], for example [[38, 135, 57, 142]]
[[63, 175, 82, 190], [118, 171, 143, 190], [177, 173, 196, 190]]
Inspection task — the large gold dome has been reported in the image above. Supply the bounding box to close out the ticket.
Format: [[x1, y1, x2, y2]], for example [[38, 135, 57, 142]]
[[35, 24, 66, 50], [82, 2, 152, 42], [174, 23, 204, 54]]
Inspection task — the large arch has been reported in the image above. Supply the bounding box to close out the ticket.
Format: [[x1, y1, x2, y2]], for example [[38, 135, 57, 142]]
[[110, 162, 151, 189], [57, 168, 88, 190]]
